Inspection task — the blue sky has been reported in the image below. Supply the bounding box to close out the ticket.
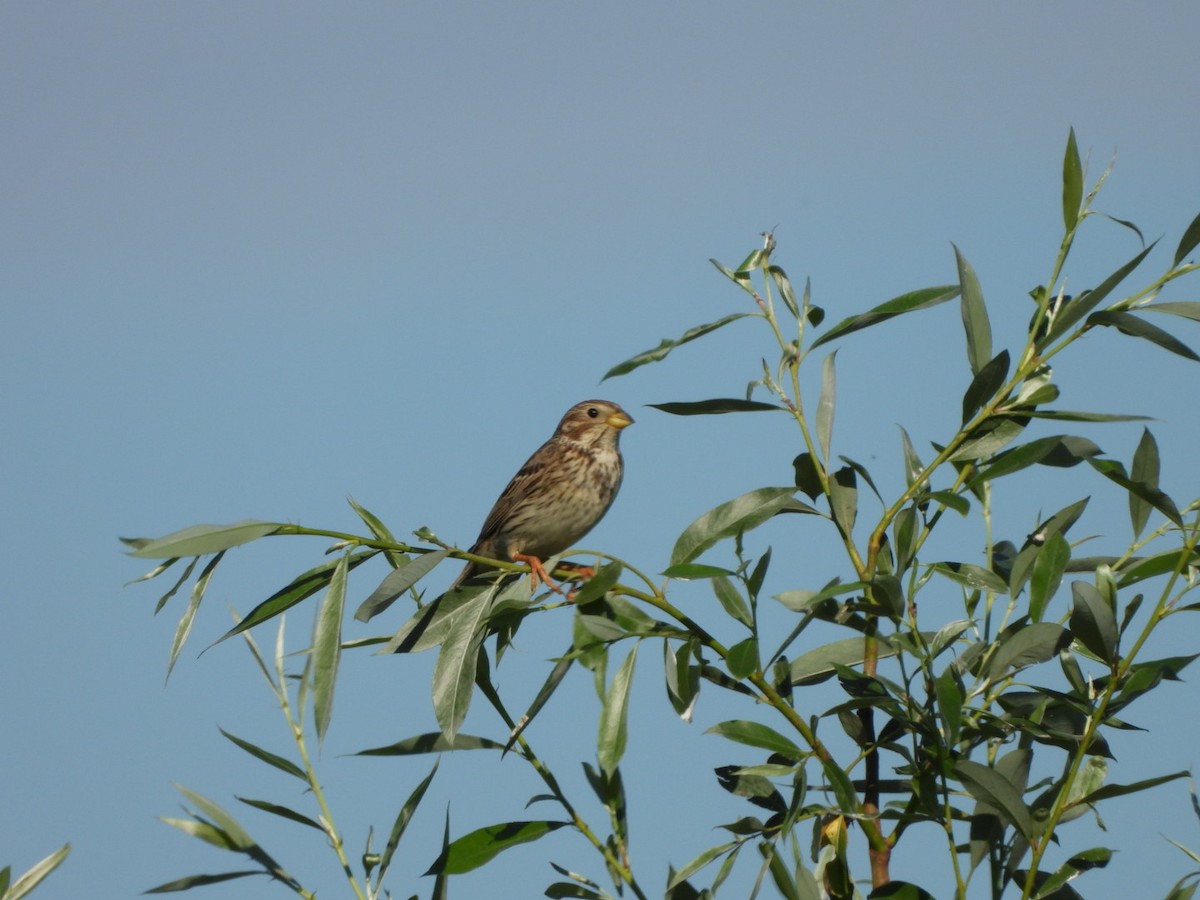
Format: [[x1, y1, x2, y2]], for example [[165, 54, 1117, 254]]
[[4, 3, 1200, 898]]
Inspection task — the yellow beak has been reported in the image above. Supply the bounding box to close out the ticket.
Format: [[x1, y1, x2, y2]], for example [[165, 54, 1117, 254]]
[[607, 411, 634, 429]]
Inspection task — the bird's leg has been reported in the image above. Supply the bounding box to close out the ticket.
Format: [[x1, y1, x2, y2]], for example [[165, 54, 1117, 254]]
[[511, 552, 565, 595]]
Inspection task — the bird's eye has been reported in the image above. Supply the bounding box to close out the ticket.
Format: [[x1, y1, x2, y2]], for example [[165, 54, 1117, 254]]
[[587, 407, 599, 418]]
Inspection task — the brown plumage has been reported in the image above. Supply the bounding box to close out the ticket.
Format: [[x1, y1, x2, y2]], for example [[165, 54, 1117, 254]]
[[453, 400, 633, 592]]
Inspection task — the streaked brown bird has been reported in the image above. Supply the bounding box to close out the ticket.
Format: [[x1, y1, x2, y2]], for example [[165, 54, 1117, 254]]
[[452, 400, 633, 593]]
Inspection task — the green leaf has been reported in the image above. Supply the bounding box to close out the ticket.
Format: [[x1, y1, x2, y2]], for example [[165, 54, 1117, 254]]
[[790, 636, 898, 685], [378, 761, 439, 882], [167, 552, 223, 681], [1043, 240, 1159, 343], [769, 265, 801, 318], [598, 644, 639, 774], [1076, 769, 1189, 804], [1035, 847, 1112, 898], [311, 552, 348, 745], [355, 548, 450, 622], [1062, 127, 1083, 232], [218, 728, 305, 781], [829, 465, 857, 535], [985, 623, 1070, 681], [649, 398, 785, 415], [1009, 498, 1090, 598], [970, 435, 1101, 486], [1070, 581, 1118, 662], [955, 244, 992, 375], [929, 561, 1008, 594], [670, 487, 797, 566], [1018, 409, 1150, 423], [664, 637, 700, 722], [955, 759, 1034, 841], [432, 588, 493, 740], [1088, 310, 1200, 362], [235, 797, 323, 831], [1029, 532, 1070, 622], [127, 520, 282, 559], [174, 785, 255, 850], [355, 733, 505, 755], [347, 496, 407, 568], [817, 351, 837, 461], [145, 871, 263, 893], [214, 551, 375, 646], [961, 350, 1010, 423], [725, 637, 759, 679], [706, 720, 804, 761], [1087, 457, 1182, 527], [948, 414, 1030, 462], [602, 312, 752, 380], [793, 451, 823, 500], [936, 669, 964, 745], [1144, 301, 1200, 323], [1174, 209, 1200, 267], [4, 844, 70, 900], [811, 285, 960, 348], [898, 426, 925, 489], [424, 820, 569, 875], [712, 576, 753, 629], [669, 841, 739, 889], [1129, 428, 1160, 538], [660, 563, 735, 579]]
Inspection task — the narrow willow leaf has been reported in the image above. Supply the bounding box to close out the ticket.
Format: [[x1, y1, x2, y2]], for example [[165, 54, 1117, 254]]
[[378, 761, 440, 882], [706, 720, 804, 761], [1076, 769, 1189, 804], [175, 785, 255, 849], [347, 496, 407, 569], [1174, 209, 1200, 267], [1143, 301, 1200, 323], [670, 487, 797, 566], [669, 841, 739, 889], [649, 398, 784, 415], [869, 881, 938, 899], [598, 644, 639, 774], [145, 871, 263, 894], [725, 637, 759, 679], [219, 728, 306, 781], [1117, 547, 1200, 587], [790, 636, 898, 685], [930, 562, 1008, 593], [1044, 240, 1159, 343], [985, 623, 1070, 681], [768, 265, 800, 318], [1018, 409, 1150, 423], [961, 350, 1011, 423], [432, 590, 493, 739], [948, 414, 1030, 462], [664, 638, 700, 722], [355, 733, 505, 755], [1089, 310, 1200, 362], [1129, 428, 1160, 538], [128, 520, 282, 559], [954, 245, 992, 375], [817, 351, 837, 461], [214, 551, 376, 646], [1029, 533, 1070, 622], [1036, 847, 1112, 897], [821, 759, 860, 815], [602, 313, 752, 380], [1062, 127, 1083, 232], [811, 285, 961, 349], [151, 557, 197, 614], [936, 669, 964, 745], [424, 820, 570, 875], [384, 582, 494, 655], [1009, 498, 1090, 598], [312, 553, 349, 745], [971, 435, 1101, 486], [793, 451, 823, 500], [954, 760, 1034, 841], [1070, 581, 1118, 662], [829, 466, 857, 535], [1087, 457, 1181, 526], [504, 656, 573, 752], [5, 844, 71, 900], [712, 576, 754, 629], [355, 548, 450, 622], [235, 797, 323, 831], [897, 426, 925, 488], [167, 552, 224, 681]]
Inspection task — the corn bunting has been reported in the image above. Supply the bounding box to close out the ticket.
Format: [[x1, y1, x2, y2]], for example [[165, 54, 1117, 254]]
[[453, 400, 633, 592]]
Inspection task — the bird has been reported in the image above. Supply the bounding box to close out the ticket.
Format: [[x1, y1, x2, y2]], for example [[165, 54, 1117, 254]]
[[451, 400, 633, 594]]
